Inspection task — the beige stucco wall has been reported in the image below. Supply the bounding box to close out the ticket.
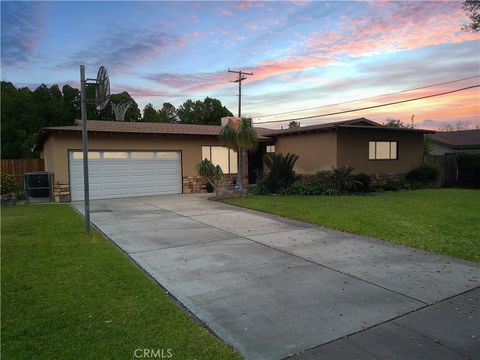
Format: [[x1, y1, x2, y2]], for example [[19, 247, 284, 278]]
[[41, 132, 225, 184], [336, 128, 424, 175], [274, 131, 337, 174]]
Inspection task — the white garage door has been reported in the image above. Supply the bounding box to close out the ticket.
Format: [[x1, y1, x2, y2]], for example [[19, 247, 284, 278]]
[[69, 150, 182, 201]]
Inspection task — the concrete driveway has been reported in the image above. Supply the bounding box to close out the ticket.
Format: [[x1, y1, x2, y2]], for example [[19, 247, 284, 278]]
[[72, 194, 480, 360]]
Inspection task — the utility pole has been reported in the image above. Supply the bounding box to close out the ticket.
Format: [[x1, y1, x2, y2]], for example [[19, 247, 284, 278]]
[[228, 69, 253, 117]]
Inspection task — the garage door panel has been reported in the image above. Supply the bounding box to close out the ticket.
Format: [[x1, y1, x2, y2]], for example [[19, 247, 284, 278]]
[[70, 150, 182, 201]]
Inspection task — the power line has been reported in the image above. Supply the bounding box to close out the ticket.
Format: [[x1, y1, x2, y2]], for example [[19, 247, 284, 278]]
[[254, 85, 480, 124], [127, 93, 237, 97], [253, 75, 480, 120]]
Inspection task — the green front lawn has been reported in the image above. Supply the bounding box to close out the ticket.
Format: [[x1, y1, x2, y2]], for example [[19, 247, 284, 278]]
[[224, 189, 480, 262], [1, 204, 241, 360]]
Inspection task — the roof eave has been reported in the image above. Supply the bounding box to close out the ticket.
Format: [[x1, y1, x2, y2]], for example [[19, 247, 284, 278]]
[[337, 125, 435, 134]]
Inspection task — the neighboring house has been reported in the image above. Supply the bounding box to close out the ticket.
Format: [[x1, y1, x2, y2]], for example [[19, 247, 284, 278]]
[[34, 117, 433, 202], [427, 129, 480, 155]]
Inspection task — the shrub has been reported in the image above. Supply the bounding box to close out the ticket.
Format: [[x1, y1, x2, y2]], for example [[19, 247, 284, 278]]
[[280, 176, 330, 195], [406, 163, 441, 185], [382, 179, 403, 192], [250, 179, 271, 195], [382, 178, 429, 192], [263, 152, 299, 193], [281, 166, 361, 196], [1, 175, 19, 202], [352, 173, 372, 192], [312, 166, 360, 194], [196, 159, 224, 195], [456, 152, 480, 188], [331, 166, 362, 193], [205, 182, 214, 193]]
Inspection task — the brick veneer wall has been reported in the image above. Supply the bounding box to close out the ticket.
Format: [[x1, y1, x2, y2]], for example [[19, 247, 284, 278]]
[[53, 182, 71, 202], [182, 174, 248, 193]]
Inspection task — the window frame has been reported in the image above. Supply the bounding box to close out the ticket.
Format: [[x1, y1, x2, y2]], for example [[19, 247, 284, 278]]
[[201, 145, 238, 174], [266, 145, 276, 153], [368, 141, 399, 160]]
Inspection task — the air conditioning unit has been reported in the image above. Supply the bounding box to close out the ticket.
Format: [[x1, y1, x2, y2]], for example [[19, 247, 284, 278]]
[[23, 172, 52, 201]]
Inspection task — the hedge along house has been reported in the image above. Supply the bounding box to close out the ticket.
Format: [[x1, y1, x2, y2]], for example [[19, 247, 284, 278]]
[[34, 117, 432, 202]]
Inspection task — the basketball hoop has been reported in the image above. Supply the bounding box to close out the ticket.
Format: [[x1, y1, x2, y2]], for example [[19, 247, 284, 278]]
[[95, 66, 110, 110], [111, 101, 132, 121]]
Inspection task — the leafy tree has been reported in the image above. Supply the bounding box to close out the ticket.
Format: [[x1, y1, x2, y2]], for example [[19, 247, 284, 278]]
[[176, 99, 205, 124], [177, 97, 233, 125], [0, 81, 140, 158], [158, 102, 177, 123], [219, 118, 257, 193], [462, 0, 480, 32], [288, 120, 300, 128], [202, 97, 233, 125], [383, 118, 406, 128], [437, 121, 469, 132], [143, 103, 161, 122]]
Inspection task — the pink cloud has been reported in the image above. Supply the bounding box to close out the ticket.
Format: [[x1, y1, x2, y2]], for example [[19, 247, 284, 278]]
[[143, 54, 332, 94], [236, 1, 253, 10], [250, 56, 332, 82], [305, 1, 479, 59], [244, 22, 258, 31], [222, 8, 233, 16]]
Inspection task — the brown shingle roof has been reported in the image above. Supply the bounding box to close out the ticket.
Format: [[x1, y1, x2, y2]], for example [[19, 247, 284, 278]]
[[267, 117, 434, 136], [35, 120, 275, 149], [428, 129, 480, 149], [34, 117, 434, 150]]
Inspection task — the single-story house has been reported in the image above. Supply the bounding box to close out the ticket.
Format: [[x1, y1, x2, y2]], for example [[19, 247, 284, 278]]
[[427, 129, 480, 155], [34, 117, 433, 202]]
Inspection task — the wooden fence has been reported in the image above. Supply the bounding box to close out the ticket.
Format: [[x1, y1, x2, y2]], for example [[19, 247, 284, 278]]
[[1, 159, 45, 186], [428, 154, 457, 186]]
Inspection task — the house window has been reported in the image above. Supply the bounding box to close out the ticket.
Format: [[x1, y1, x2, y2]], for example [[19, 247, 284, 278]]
[[369, 141, 398, 160], [266, 145, 276, 153], [201, 146, 237, 174]]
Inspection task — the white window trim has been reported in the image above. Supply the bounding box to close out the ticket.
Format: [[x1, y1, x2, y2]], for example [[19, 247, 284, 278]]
[[369, 141, 398, 160], [201, 145, 238, 174]]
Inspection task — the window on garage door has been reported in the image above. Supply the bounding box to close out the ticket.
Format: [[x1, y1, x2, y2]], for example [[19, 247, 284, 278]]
[[72, 151, 100, 160], [131, 152, 154, 159], [103, 152, 129, 159]]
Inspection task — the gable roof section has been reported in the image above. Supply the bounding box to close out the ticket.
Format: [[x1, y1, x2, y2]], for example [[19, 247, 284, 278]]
[[34, 120, 275, 150], [34, 117, 434, 150], [268, 117, 433, 137], [428, 129, 480, 149]]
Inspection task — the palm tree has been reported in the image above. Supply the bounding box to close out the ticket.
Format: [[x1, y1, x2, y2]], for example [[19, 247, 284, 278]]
[[219, 118, 257, 193]]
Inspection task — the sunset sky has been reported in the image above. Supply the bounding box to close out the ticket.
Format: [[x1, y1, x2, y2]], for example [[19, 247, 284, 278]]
[[1, 1, 479, 129]]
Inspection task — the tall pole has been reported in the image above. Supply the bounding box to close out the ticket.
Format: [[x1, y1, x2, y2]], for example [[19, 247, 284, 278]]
[[228, 69, 253, 118], [80, 65, 91, 234], [238, 76, 241, 117]]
